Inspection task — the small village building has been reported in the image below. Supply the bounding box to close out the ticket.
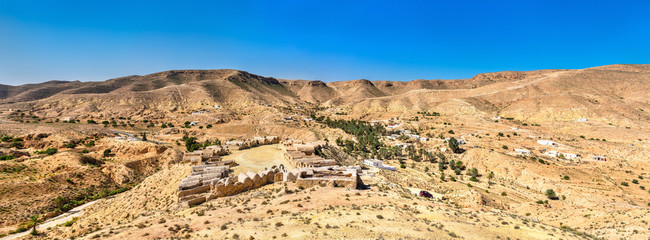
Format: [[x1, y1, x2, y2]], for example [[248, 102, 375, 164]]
[[577, 118, 588, 122], [387, 124, 402, 129], [537, 139, 558, 146], [544, 151, 559, 158], [592, 156, 607, 161], [192, 111, 205, 115], [363, 159, 383, 168], [514, 148, 531, 155], [561, 153, 580, 159], [363, 159, 397, 171], [61, 116, 76, 122]]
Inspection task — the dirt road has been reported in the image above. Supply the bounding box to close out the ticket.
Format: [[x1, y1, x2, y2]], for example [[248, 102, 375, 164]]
[[0, 200, 98, 240]]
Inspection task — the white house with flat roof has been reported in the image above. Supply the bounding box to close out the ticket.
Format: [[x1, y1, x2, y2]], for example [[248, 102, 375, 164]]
[[537, 139, 557, 146], [363, 159, 397, 171], [514, 148, 531, 155]]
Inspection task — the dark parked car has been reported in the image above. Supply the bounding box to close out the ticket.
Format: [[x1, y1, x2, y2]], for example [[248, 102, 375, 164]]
[[419, 190, 433, 198]]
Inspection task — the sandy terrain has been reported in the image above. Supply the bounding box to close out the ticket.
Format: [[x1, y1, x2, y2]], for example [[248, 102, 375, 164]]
[[224, 144, 294, 175]]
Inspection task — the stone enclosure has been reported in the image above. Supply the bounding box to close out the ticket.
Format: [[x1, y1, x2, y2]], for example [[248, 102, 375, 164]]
[[178, 137, 362, 206]]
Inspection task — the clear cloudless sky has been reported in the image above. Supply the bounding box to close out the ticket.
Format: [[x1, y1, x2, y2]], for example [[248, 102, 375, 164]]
[[1, 0, 649, 85]]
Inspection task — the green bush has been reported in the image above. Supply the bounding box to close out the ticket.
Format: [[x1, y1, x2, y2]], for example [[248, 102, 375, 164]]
[[9, 142, 23, 149], [103, 149, 111, 157], [545, 189, 559, 200], [63, 217, 78, 227], [79, 155, 103, 166], [36, 148, 58, 155]]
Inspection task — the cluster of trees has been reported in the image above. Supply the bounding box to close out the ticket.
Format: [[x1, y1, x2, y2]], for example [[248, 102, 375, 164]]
[[417, 111, 440, 116], [182, 134, 221, 152], [2, 135, 24, 149], [322, 118, 385, 155], [404, 145, 436, 162], [437, 154, 481, 181]]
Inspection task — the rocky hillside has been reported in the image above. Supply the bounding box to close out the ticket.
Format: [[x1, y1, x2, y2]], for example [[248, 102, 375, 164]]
[[1, 64, 649, 126]]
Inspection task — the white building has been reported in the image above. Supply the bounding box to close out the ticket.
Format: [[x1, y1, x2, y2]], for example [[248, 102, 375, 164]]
[[387, 124, 402, 129], [192, 111, 205, 115], [544, 151, 559, 157], [514, 148, 531, 155], [577, 118, 588, 122], [363, 159, 382, 168], [537, 139, 557, 146], [561, 153, 580, 159], [61, 116, 76, 122], [363, 159, 397, 171]]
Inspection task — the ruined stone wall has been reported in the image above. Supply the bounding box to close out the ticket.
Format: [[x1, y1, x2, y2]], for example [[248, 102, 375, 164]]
[[178, 165, 361, 207]]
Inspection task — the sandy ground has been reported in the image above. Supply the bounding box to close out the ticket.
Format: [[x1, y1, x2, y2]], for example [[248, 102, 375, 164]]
[[223, 144, 294, 175]]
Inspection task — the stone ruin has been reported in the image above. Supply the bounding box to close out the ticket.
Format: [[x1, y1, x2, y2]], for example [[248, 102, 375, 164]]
[[178, 164, 362, 207], [182, 147, 234, 166], [286, 165, 361, 189], [283, 140, 338, 168], [177, 137, 362, 207], [225, 136, 280, 151]]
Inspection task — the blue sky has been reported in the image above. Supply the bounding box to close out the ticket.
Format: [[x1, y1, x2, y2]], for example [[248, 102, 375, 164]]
[[1, 0, 649, 85]]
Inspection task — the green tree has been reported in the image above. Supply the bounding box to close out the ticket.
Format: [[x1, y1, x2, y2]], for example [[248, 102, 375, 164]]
[[103, 149, 112, 157], [29, 215, 40, 235], [185, 137, 201, 152], [140, 132, 147, 141], [448, 137, 461, 153]]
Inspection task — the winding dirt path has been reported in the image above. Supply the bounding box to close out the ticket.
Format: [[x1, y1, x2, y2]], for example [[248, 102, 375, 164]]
[[0, 200, 98, 240]]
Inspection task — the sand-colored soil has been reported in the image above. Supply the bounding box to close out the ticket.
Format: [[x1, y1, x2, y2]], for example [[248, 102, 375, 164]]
[[224, 144, 294, 175]]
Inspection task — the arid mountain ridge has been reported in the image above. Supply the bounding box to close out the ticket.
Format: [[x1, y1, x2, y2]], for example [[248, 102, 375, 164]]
[[0, 68, 526, 103], [1, 64, 649, 126]]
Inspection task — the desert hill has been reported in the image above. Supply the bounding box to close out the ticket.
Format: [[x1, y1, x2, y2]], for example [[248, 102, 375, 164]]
[[1, 64, 648, 140], [1, 65, 647, 126]]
